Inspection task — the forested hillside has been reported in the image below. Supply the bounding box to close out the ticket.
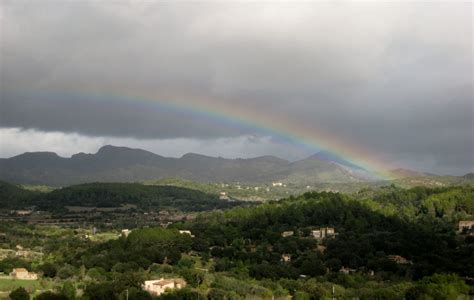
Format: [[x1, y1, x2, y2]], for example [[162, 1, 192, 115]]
[[0, 180, 40, 208], [0, 182, 247, 212], [186, 188, 473, 281], [21, 186, 468, 299]]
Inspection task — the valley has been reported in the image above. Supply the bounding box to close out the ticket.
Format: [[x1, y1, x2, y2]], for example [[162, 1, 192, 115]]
[[0, 175, 473, 299]]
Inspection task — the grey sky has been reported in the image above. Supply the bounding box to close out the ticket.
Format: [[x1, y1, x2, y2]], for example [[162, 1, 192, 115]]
[[0, 1, 472, 175]]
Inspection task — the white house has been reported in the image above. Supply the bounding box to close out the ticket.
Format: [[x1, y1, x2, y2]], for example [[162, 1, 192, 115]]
[[143, 278, 186, 296]]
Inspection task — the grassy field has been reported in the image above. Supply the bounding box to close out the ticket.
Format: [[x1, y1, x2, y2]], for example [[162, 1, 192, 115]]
[[0, 277, 55, 297], [0, 277, 40, 292], [89, 231, 120, 242]]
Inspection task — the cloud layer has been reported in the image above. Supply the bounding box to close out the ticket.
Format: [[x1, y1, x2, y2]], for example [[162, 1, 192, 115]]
[[1, 1, 472, 175]]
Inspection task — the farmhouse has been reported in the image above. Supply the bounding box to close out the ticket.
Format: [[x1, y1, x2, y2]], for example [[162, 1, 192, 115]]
[[10, 268, 38, 280], [143, 278, 186, 296]]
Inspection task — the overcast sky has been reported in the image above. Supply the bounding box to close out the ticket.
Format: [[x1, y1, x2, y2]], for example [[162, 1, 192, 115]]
[[0, 0, 472, 175]]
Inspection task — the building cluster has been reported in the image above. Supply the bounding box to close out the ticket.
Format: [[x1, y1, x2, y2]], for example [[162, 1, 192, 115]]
[[281, 227, 337, 239], [311, 227, 336, 239], [143, 278, 186, 296]]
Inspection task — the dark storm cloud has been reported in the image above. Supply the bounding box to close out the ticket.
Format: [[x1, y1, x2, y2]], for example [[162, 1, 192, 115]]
[[0, 1, 472, 174], [0, 90, 248, 138]]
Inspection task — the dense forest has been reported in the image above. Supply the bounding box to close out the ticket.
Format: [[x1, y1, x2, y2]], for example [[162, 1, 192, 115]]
[[186, 188, 473, 280], [0, 181, 40, 207], [0, 181, 248, 212]]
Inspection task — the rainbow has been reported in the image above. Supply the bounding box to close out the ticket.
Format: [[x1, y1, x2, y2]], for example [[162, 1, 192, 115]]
[[12, 87, 395, 179]]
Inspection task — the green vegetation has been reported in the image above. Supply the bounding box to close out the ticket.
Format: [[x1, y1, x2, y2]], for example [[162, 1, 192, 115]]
[[185, 188, 473, 281], [356, 185, 474, 218], [0, 184, 472, 299], [0, 181, 40, 209], [0, 182, 249, 211], [9, 287, 29, 300]]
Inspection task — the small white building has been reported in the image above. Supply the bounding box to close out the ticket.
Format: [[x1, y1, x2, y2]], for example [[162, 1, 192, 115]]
[[219, 192, 229, 200], [281, 231, 294, 237], [311, 229, 322, 239], [143, 278, 186, 296]]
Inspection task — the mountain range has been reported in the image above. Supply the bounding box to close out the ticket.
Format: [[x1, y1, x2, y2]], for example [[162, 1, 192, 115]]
[[0, 145, 386, 186]]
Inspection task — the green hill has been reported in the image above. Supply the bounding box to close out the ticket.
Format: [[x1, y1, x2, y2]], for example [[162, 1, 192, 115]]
[[185, 187, 474, 281], [0, 181, 38, 208], [30, 182, 248, 212]]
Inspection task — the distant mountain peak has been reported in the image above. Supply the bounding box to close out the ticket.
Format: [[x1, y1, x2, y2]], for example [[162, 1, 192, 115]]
[[180, 153, 214, 159], [11, 151, 61, 160], [97, 145, 135, 154], [96, 145, 159, 157]]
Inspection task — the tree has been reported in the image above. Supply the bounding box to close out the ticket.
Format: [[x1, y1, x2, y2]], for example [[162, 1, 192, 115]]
[[207, 289, 227, 300], [118, 288, 152, 300], [9, 287, 29, 300], [61, 281, 76, 299], [84, 282, 116, 300], [406, 273, 470, 299], [34, 292, 68, 300], [40, 262, 57, 278], [57, 264, 76, 279]]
